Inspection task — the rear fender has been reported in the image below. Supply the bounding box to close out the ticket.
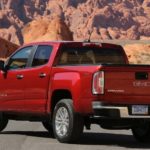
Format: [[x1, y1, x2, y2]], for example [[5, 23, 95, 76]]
[[47, 72, 82, 113]]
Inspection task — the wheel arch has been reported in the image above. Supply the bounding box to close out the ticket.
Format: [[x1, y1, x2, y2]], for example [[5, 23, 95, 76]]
[[47, 72, 83, 114], [50, 89, 72, 115]]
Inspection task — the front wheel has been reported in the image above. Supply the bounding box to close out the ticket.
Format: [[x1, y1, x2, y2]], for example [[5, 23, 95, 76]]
[[52, 99, 84, 143], [132, 122, 150, 142]]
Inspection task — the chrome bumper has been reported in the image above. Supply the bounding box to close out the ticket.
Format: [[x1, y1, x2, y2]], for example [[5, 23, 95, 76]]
[[92, 102, 150, 118]]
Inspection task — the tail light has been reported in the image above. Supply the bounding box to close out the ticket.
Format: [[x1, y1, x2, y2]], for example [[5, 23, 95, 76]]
[[92, 71, 104, 94]]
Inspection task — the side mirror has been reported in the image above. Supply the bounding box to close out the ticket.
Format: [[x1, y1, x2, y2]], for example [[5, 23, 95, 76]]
[[0, 60, 5, 71]]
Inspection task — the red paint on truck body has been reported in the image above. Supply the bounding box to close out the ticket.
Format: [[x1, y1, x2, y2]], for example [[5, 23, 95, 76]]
[[0, 41, 150, 117]]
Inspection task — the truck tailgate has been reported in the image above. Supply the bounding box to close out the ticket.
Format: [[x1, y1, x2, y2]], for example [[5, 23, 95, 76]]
[[102, 65, 150, 104]]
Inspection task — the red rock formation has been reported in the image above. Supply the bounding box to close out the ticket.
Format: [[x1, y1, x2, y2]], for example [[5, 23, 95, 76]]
[[124, 44, 150, 64], [22, 17, 73, 43], [0, 37, 19, 58], [0, 25, 22, 45], [0, 0, 149, 43]]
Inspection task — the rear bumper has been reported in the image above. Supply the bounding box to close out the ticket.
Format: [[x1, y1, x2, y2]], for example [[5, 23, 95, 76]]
[[92, 101, 150, 118]]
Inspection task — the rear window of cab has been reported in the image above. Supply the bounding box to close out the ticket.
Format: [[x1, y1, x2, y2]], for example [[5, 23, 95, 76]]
[[57, 47, 125, 65]]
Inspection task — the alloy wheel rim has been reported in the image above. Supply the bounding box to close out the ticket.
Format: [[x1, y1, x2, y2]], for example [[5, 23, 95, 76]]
[[55, 107, 69, 137]]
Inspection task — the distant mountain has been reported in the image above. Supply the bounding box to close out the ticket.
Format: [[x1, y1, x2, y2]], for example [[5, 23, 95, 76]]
[[0, 0, 150, 44]]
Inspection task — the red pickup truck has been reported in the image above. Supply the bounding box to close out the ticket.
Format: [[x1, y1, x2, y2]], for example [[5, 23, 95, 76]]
[[0, 41, 150, 143]]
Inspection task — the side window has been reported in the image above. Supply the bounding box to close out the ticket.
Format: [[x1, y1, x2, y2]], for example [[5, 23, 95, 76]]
[[8, 46, 33, 70], [32, 45, 52, 67]]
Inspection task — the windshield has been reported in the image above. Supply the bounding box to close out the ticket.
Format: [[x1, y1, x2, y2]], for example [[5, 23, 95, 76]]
[[57, 47, 126, 65]]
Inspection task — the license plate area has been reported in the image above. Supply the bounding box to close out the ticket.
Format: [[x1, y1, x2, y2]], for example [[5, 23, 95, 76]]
[[132, 105, 148, 115]]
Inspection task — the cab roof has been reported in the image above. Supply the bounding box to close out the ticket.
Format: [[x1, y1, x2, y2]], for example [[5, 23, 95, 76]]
[[22, 41, 123, 49]]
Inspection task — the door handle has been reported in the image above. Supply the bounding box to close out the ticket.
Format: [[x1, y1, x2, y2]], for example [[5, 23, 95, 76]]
[[39, 73, 46, 78], [16, 74, 24, 79]]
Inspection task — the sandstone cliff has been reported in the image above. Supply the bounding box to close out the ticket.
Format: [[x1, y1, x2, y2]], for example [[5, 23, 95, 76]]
[[124, 44, 150, 64], [0, 37, 18, 59], [22, 17, 73, 43]]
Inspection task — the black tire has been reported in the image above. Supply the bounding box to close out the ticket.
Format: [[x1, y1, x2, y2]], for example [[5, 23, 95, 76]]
[[52, 99, 84, 143], [0, 114, 8, 132], [132, 122, 150, 142], [42, 121, 53, 133]]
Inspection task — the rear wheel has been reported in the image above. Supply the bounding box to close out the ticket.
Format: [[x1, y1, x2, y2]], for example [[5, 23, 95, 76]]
[[52, 99, 84, 143], [0, 114, 8, 132], [132, 122, 150, 142]]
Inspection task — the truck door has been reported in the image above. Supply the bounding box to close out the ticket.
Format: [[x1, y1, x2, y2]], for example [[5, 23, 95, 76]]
[[23, 45, 53, 113], [0, 46, 35, 111]]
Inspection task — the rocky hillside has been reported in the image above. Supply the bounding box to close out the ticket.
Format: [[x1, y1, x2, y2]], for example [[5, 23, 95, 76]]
[[0, 0, 150, 44], [124, 44, 150, 64], [0, 37, 19, 59], [23, 17, 73, 43]]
